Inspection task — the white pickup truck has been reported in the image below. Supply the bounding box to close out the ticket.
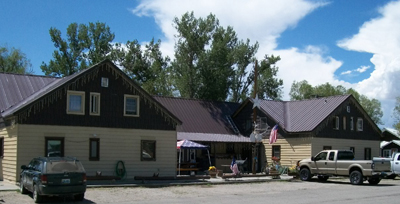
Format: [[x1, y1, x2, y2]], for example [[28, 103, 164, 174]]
[[298, 150, 392, 185], [387, 152, 400, 179]]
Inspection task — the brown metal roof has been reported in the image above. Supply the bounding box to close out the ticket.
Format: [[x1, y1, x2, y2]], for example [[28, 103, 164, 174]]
[[0, 73, 58, 113], [154, 96, 243, 137], [255, 95, 351, 133]]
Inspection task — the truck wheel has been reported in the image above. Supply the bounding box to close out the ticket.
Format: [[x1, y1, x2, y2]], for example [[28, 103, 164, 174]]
[[299, 168, 312, 181], [318, 175, 329, 181], [367, 178, 381, 185], [349, 170, 363, 185], [33, 185, 44, 203]]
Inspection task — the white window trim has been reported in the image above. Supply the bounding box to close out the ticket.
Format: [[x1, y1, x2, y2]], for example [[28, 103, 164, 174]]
[[90, 92, 100, 116], [357, 118, 363, 131], [334, 116, 339, 130], [124, 94, 140, 117], [350, 117, 354, 131], [66, 91, 85, 115]]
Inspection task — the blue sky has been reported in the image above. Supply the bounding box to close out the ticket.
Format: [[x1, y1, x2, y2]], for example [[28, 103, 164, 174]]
[[1, 0, 400, 127]]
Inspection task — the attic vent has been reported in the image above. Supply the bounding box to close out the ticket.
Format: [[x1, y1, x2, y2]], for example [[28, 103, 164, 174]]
[[101, 77, 109, 87], [347, 106, 350, 113], [226, 115, 240, 134]]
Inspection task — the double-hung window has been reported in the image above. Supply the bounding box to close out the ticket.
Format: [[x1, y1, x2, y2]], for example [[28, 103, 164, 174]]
[[357, 118, 363, 131], [124, 95, 139, 117], [67, 91, 85, 115], [89, 138, 100, 161], [90, 93, 100, 116], [272, 145, 281, 159]]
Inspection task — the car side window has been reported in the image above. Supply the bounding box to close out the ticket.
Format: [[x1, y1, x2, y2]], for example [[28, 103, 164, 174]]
[[328, 152, 335, 161], [315, 152, 328, 161]]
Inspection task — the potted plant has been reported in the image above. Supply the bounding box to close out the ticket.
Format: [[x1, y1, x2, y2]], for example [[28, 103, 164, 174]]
[[288, 165, 298, 177], [208, 166, 217, 178]]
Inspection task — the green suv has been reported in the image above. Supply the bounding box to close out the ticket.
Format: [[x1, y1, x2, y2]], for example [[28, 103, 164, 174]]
[[19, 157, 87, 203]]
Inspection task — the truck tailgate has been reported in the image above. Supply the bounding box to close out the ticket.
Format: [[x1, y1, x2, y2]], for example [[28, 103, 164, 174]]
[[373, 157, 392, 172]]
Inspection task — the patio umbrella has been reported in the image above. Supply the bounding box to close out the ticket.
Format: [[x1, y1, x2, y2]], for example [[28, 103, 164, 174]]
[[176, 140, 211, 175]]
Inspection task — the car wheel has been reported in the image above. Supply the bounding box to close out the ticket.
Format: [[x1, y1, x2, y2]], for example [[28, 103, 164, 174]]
[[19, 181, 28, 194], [33, 185, 44, 203], [367, 178, 381, 185], [299, 168, 312, 181], [349, 170, 363, 185], [74, 193, 85, 201], [317, 175, 329, 181]]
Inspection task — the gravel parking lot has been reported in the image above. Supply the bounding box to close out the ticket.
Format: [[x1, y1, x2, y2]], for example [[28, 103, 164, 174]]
[[1, 178, 399, 204]]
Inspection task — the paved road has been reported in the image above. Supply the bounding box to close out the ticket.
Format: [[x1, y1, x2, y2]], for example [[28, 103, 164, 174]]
[[1, 178, 399, 204]]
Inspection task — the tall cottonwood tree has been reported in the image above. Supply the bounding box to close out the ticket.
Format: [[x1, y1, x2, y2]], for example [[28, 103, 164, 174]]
[[171, 11, 282, 101], [0, 45, 33, 74], [41, 22, 117, 77]]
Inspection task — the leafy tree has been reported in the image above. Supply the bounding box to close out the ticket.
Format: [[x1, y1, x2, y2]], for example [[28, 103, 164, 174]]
[[118, 39, 173, 96], [229, 39, 259, 102], [171, 12, 281, 102], [41, 22, 116, 77], [0, 45, 32, 74], [289, 80, 313, 100], [289, 81, 383, 125], [254, 55, 283, 100], [393, 97, 400, 132]]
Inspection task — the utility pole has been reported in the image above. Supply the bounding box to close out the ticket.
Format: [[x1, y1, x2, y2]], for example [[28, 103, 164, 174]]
[[252, 60, 258, 174]]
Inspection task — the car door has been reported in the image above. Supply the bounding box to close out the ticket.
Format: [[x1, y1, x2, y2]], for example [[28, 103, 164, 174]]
[[324, 151, 337, 175], [393, 154, 400, 174], [312, 152, 328, 174], [25, 159, 36, 192]]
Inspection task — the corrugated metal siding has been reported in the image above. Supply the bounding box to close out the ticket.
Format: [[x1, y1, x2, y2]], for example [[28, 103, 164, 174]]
[[0, 73, 57, 112]]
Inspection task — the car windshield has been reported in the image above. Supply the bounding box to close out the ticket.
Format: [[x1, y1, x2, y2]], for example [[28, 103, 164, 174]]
[[46, 160, 85, 173]]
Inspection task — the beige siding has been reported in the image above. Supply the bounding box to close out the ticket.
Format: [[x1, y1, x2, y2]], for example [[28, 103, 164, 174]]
[[311, 138, 381, 159], [0, 125, 18, 183], [262, 137, 312, 167], [15, 125, 177, 182]]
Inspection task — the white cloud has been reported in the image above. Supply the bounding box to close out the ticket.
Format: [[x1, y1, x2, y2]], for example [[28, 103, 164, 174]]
[[337, 0, 400, 127], [132, 0, 400, 127], [356, 65, 370, 73], [341, 70, 352, 75]]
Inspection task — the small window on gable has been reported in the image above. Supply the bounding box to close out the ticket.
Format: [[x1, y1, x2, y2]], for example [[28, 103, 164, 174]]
[[90, 93, 100, 116], [124, 95, 140, 117], [101, 77, 109, 87], [357, 118, 363, 131], [333, 116, 339, 130], [89, 138, 100, 161], [67, 91, 85, 115], [350, 117, 354, 131]]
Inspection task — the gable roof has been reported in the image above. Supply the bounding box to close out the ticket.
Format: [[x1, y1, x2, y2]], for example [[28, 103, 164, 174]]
[[0, 73, 58, 113], [234, 94, 379, 134], [0, 60, 181, 126], [154, 96, 250, 142]]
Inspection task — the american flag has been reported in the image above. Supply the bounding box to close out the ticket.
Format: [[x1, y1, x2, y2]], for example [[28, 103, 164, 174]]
[[269, 124, 278, 144]]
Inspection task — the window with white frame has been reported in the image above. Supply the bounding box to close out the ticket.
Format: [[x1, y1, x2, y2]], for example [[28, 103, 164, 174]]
[[333, 116, 339, 130], [383, 149, 391, 158], [124, 95, 139, 116], [90, 93, 100, 116], [357, 118, 363, 131], [350, 117, 354, 131], [67, 91, 85, 115], [343, 116, 346, 130]]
